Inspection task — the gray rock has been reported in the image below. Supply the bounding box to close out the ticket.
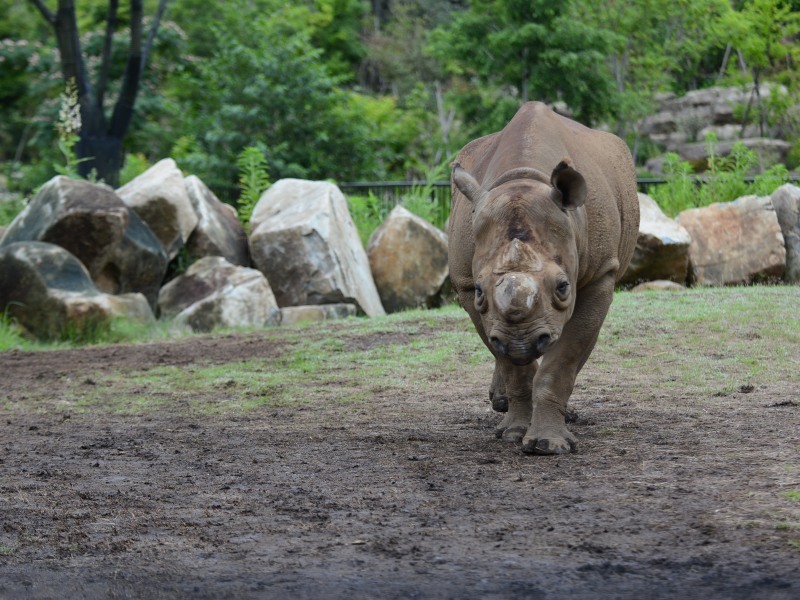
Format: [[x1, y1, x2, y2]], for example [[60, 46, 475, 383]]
[[158, 256, 280, 332], [184, 175, 249, 266], [280, 303, 357, 325], [770, 183, 800, 283], [0, 241, 153, 341], [677, 195, 786, 285], [116, 158, 199, 260], [249, 179, 385, 317], [97, 208, 168, 310], [675, 138, 791, 171], [367, 205, 449, 313], [620, 194, 691, 285], [0, 176, 128, 280]]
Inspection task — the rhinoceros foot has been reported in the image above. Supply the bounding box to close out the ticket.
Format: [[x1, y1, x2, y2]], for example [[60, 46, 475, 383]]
[[496, 425, 527, 443], [495, 410, 529, 441], [521, 428, 577, 455]]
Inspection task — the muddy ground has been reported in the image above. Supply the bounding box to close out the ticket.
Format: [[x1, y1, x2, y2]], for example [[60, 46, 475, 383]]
[[0, 320, 798, 599]]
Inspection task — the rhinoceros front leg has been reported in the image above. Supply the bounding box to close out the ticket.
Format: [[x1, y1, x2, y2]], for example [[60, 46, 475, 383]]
[[493, 359, 537, 442], [521, 274, 616, 455]]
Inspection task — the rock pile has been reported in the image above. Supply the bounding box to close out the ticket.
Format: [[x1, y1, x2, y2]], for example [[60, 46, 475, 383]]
[[2, 156, 799, 340]]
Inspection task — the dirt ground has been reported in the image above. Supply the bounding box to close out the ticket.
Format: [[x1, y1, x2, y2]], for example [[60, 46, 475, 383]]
[[1, 323, 798, 599]]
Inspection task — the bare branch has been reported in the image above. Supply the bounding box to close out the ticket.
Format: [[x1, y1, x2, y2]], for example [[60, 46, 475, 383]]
[[97, 0, 120, 111], [142, 0, 169, 72], [28, 0, 56, 25]]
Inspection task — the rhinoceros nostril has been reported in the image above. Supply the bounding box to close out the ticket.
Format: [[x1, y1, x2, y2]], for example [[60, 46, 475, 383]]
[[535, 334, 551, 354], [490, 337, 507, 356]]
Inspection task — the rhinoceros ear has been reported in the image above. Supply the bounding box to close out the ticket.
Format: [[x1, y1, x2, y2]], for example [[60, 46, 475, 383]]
[[550, 158, 587, 211], [452, 163, 486, 204]]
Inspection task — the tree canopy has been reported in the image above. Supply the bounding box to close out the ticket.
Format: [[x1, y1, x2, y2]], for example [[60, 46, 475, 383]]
[[2, 0, 799, 199]]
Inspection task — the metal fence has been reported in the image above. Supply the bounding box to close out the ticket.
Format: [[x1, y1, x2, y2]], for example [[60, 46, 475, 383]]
[[339, 176, 799, 205]]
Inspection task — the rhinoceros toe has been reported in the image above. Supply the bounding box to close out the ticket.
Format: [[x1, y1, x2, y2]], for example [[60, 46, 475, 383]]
[[497, 425, 527, 443], [521, 435, 576, 455]]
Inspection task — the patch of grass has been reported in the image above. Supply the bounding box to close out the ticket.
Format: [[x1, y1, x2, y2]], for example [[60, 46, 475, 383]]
[[786, 490, 800, 502], [6, 286, 800, 420], [600, 286, 800, 400]]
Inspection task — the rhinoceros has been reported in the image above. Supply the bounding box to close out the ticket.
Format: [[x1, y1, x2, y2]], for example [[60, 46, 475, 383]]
[[449, 101, 639, 455]]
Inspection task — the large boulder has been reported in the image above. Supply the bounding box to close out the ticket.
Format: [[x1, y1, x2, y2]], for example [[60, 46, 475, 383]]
[[0, 241, 153, 341], [642, 85, 780, 150], [366, 205, 449, 313], [184, 175, 249, 266], [158, 256, 280, 332], [97, 208, 168, 310], [0, 176, 128, 280], [619, 194, 692, 285], [116, 158, 198, 260], [770, 184, 800, 283], [249, 179, 385, 317], [676, 195, 786, 285]]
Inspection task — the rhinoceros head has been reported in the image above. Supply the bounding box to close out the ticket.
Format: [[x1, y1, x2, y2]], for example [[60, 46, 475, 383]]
[[453, 159, 586, 366]]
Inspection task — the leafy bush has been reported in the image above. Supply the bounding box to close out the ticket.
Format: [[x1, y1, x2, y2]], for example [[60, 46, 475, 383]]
[[398, 162, 451, 230], [347, 193, 388, 247], [236, 146, 271, 229], [119, 153, 150, 186], [651, 134, 790, 216], [0, 195, 26, 226]]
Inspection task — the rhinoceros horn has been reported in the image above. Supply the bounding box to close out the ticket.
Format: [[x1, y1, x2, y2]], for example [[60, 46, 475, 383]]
[[494, 272, 538, 323]]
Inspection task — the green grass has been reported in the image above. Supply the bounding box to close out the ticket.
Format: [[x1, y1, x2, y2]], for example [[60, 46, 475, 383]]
[[596, 286, 800, 399], [4, 287, 799, 418]]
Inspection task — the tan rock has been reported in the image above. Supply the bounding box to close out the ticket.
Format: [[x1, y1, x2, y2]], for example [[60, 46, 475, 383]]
[[117, 159, 198, 260], [249, 179, 385, 317], [620, 194, 691, 285], [677, 195, 785, 285], [367, 205, 449, 313]]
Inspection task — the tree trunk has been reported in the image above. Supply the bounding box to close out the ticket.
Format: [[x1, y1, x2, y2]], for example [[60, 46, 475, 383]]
[[77, 134, 123, 188], [29, 0, 167, 187]]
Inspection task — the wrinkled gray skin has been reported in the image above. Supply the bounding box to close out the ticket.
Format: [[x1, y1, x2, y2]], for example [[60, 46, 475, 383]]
[[448, 102, 639, 455]]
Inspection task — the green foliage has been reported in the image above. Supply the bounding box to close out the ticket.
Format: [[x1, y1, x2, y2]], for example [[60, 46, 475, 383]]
[[347, 193, 388, 247], [0, 307, 34, 351], [428, 0, 623, 131], [119, 153, 150, 186], [0, 195, 26, 227], [399, 161, 450, 229], [652, 134, 790, 216], [4, 0, 800, 193], [236, 146, 271, 228]]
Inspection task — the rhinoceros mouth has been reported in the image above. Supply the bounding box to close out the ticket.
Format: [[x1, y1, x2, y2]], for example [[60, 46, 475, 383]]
[[491, 330, 556, 365]]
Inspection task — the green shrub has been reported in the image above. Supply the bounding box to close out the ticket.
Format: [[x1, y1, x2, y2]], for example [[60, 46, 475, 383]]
[[347, 192, 388, 247], [0, 194, 26, 226], [236, 145, 271, 229], [651, 133, 790, 217], [119, 153, 150, 186]]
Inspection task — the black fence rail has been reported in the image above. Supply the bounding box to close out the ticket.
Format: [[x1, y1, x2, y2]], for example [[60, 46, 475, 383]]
[[340, 176, 799, 204]]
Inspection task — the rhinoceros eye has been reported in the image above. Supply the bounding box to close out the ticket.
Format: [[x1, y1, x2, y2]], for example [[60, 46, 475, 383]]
[[474, 284, 488, 313], [555, 279, 570, 301]]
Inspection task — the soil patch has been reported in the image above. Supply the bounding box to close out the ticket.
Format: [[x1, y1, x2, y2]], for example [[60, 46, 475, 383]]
[[1, 316, 798, 599]]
